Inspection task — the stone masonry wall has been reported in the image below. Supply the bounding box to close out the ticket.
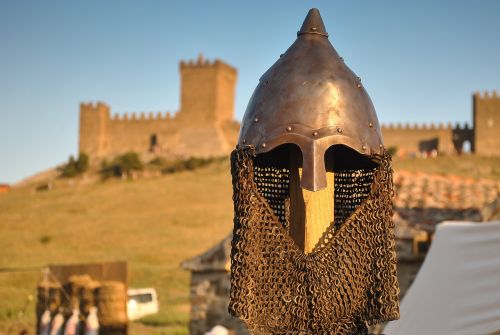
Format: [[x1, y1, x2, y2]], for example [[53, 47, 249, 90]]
[[80, 60, 497, 160], [382, 90, 500, 157], [79, 102, 109, 158], [474, 91, 500, 156], [78, 56, 239, 161], [178, 55, 237, 125], [381, 123, 456, 155], [188, 271, 248, 335]]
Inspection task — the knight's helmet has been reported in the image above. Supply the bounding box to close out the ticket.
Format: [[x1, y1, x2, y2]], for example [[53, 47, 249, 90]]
[[238, 8, 384, 192], [230, 9, 399, 333], [234, 8, 390, 250]]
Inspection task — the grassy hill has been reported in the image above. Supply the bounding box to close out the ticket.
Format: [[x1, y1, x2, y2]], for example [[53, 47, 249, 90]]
[[1, 153, 499, 335], [0, 159, 234, 335]]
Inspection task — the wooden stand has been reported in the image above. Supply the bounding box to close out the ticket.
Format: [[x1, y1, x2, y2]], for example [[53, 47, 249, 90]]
[[289, 149, 335, 253]]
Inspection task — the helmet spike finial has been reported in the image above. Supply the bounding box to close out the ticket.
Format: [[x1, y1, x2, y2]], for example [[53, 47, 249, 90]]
[[297, 8, 329, 38]]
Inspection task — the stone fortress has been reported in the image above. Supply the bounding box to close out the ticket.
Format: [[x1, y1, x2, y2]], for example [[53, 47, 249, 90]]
[[382, 91, 500, 156], [79, 55, 500, 160], [79, 55, 240, 161]]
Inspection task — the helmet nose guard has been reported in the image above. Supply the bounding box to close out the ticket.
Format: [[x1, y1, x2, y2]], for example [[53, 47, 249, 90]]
[[300, 140, 328, 191]]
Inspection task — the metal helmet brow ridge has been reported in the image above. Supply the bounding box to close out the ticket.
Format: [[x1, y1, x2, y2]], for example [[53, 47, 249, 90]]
[[238, 8, 384, 191]]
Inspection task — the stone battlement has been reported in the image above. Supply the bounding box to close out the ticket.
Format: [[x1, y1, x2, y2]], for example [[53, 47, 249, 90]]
[[110, 111, 175, 121], [474, 90, 499, 100], [179, 54, 237, 74], [381, 122, 472, 131], [80, 101, 109, 112]]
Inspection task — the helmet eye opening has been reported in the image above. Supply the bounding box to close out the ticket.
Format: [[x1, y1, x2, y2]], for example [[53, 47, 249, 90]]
[[253, 143, 298, 169], [252, 143, 378, 177], [324, 145, 378, 173]]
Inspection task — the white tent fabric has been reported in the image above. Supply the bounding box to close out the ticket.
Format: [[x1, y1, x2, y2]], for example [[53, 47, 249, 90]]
[[385, 221, 500, 335]]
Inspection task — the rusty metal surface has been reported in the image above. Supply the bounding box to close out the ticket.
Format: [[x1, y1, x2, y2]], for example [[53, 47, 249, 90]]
[[238, 8, 383, 191], [229, 147, 400, 334]]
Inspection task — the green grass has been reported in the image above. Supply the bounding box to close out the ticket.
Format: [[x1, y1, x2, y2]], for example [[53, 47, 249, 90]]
[[0, 159, 234, 334]]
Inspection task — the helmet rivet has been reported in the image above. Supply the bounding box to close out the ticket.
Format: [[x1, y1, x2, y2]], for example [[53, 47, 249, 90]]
[[357, 83, 362, 88], [337, 127, 343, 133], [311, 27, 317, 31], [369, 122, 373, 128], [362, 145, 367, 150], [379, 144, 383, 149], [242, 139, 246, 144], [312, 131, 318, 136], [254, 117, 259, 123], [261, 143, 267, 148], [286, 126, 292, 132]]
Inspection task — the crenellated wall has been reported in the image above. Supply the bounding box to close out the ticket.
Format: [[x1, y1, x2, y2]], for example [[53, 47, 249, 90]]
[[105, 110, 180, 157], [80, 64, 498, 159], [382, 90, 500, 156], [79, 56, 239, 160], [381, 122, 461, 155]]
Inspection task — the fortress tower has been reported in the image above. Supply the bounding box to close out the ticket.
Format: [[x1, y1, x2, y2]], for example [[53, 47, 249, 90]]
[[473, 91, 500, 156], [79, 102, 110, 158], [177, 54, 237, 124], [78, 56, 239, 160]]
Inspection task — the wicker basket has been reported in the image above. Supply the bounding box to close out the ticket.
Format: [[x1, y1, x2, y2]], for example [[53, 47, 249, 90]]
[[96, 281, 127, 327]]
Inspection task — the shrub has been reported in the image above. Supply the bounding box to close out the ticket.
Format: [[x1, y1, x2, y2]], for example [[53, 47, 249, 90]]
[[161, 156, 226, 174], [117, 152, 143, 174], [184, 157, 208, 170], [100, 152, 143, 179], [148, 156, 168, 167], [36, 183, 51, 192], [75, 152, 89, 172], [60, 153, 89, 177], [100, 160, 119, 179], [102, 154, 225, 179], [39, 235, 52, 244], [387, 146, 398, 157]]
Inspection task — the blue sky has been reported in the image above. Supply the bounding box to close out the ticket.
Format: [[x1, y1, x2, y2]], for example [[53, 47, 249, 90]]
[[0, 1, 499, 183]]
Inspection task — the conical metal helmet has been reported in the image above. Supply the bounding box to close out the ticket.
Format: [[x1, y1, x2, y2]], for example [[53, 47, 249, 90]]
[[238, 8, 384, 191]]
